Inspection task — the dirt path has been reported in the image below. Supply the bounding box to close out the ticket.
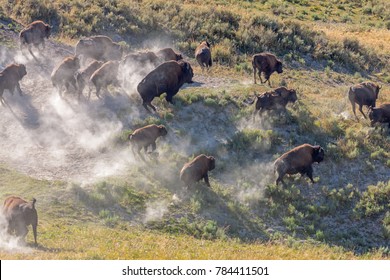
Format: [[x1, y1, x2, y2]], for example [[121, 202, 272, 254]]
[[0, 30, 234, 182]]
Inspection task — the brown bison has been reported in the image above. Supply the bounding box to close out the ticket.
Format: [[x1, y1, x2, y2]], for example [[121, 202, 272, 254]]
[[368, 103, 390, 129], [180, 154, 216, 188], [51, 56, 80, 97], [89, 61, 121, 99], [348, 81, 381, 120], [19, 20, 51, 55], [249, 87, 297, 120], [3, 196, 38, 246], [0, 63, 27, 104], [195, 41, 212, 71], [128, 124, 168, 159], [156, 48, 183, 62], [252, 52, 283, 86], [75, 35, 123, 64], [274, 144, 324, 185], [75, 60, 104, 99], [137, 60, 194, 112]]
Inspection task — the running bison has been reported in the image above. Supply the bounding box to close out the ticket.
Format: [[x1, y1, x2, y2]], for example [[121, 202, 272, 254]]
[[75, 60, 104, 99], [3, 196, 38, 246], [19, 20, 51, 55], [51, 56, 80, 97], [195, 41, 212, 71], [348, 81, 381, 120], [180, 154, 216, 188], [369, 103, 390, 129], [89, 61, 121, 99], [156, 48, 183, 62], [252, 52, 283, 86], [75, 35, 123, 64], [249, 87, 297, 120], [128, 124, 168, 160], [137, 60, 194, 112], [274, 144, 324, 185], [0, 63, 27, 104]]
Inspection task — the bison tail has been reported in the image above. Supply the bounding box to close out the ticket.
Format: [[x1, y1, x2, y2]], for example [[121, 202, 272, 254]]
[[32, 198, 37, 208]]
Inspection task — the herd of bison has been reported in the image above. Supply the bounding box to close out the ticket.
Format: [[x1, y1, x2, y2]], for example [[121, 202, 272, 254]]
[[1, 20, 389, 247]]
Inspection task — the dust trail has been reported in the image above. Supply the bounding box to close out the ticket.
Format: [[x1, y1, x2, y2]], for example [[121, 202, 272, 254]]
[[0, 212, 32, 253]]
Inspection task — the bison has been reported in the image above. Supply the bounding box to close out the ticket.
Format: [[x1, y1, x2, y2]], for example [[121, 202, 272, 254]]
[[248, 87, 297, 120], [75, 35, 123, 64], [3, 196, 38, 246], [252, 52, 283, 86], [137, 60, 194, 112], [75, 60, 104, 99], [274, 144, 324, 185], [89, 60, 121, 99], [348, 81, 381, 120], [128, 124, 168, 160], [19, 20, 51, 56], [156, 48, 183, 62], [180, 154, 216, 188], [368, 103, 390, 129], [0, 63, 27, 104], [195, 41, 212, 71], [51, 56, 80, 97]]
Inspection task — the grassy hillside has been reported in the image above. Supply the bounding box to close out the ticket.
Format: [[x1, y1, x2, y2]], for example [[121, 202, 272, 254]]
[[0, 0, 389, 259]]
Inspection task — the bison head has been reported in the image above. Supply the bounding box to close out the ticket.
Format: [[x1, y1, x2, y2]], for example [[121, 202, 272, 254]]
[[288, 89, 298, 103], [45, 24, 52, 38], [17, 64, 27, 79], [158, 125, 168, 136], [275, 60, 283, 74], [368, 108, 381, 126], [312, 146, 324, 163], [208, 156, 216, 171], [181, 61, 194, 84]]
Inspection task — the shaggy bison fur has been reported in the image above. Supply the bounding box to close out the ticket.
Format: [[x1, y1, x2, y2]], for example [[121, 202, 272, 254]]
[[0, 63, 27, 104], [180, 154, 216, 188], [369, 103, 390, 129], [3, 196, 38, 245], [195, 41, 212, 71], [156, 48, 183, 62], [137, 60, 194, 112], [75, 35, 122, 64], [89, 61, 121, 99], [19, 20, 51, 56], [75, 60, 104, 99], [128, 124, 168, 159], [51, 56, 80, 97], [252, 52, 283, 86], [274, 144, 324, 185], [348, 81, 381, 120]]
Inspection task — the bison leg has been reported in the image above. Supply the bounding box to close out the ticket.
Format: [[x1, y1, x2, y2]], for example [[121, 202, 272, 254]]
[[358, 104, 367, 119], [305, 166, 315, 183], [16, 83, 23, 96], [165, 93, 175, 105], [150, 142, 157, 152], [203, 173, 210, 187], [253, 67, 257, 84], [143, 101, 156, 112], [95, 85, 102, 99]]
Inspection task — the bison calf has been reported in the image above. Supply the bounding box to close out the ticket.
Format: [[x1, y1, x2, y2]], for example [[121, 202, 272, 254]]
[[369, 103, 390, 129], [0, 63, 27, 104], [76, 60, 104, 99], [19, 20, 51, 56], [348, 81, 381, 120], [274, 144, 324, 185], [3, 196, 38, 246], [51, 56, 80, 97], [249, 87, 297, 120], [89, 61, 121, 99], [180, 154, 216, 188], [195, 41, 212, 71], [252, 52, 283, 86], [128, 124, 168, 160]]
